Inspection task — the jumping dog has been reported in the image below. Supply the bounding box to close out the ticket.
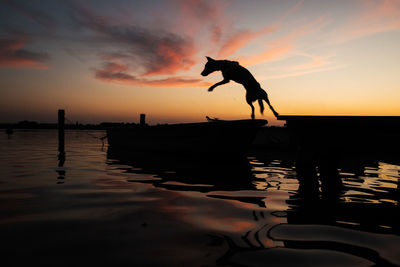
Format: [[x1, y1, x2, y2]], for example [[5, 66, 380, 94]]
[[201, 56, 279, 119]]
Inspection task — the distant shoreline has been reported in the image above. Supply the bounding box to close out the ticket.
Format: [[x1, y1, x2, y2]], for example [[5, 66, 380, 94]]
[[0, 121, 136, 130]]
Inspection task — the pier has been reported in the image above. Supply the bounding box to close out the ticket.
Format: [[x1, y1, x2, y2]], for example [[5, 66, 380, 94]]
[[277, 115, 400, 153], [276, 115, 400, 193]]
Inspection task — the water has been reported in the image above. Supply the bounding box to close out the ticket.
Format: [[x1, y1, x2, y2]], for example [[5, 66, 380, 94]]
[[0, 130, 399, 266]]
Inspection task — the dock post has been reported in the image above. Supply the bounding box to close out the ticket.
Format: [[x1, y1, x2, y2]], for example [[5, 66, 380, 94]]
[[140, 113, 146, 126], [58, 109, 65, 154]]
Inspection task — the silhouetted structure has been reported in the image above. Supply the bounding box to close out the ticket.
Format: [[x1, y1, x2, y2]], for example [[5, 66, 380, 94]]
[[57, 109, 66, 184], [107, 119, 267, 157], [278, 115, 400, 194], [201, 57, 279, 119], [140, 113, 146, 126], [5, 128, 13, 138], [58, 109, 65, 153]]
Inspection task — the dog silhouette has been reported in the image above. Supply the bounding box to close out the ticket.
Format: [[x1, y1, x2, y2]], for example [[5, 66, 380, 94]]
[[201, 56, 279, 119]]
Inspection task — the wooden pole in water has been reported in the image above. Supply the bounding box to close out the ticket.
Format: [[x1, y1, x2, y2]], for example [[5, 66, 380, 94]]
[[140, 113, 146, 126], [58, 109, 65, 153]]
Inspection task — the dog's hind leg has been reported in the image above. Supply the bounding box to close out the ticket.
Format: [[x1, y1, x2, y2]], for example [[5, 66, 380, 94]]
[[249, 102, 255, 120], [258, 99, 264, 115], [260, 89, 279, 117], [246, 97, 255, 119]]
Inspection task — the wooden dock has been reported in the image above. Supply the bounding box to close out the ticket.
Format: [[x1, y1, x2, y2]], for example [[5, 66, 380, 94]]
[[277, 115, 400, 154], [276, 115, 400, 193]]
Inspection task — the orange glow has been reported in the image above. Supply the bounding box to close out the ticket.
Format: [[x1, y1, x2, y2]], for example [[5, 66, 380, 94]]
[[240, 44, 294, 66]]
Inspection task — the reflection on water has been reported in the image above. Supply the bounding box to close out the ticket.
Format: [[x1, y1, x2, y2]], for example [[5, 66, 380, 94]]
[[0, 130, 399, 265]]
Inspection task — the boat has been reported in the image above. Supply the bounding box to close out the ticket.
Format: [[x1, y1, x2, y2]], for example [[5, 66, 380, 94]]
[[107, 119, 267, 157]]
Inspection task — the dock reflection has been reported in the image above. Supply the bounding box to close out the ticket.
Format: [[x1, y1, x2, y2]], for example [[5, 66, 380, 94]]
[[56, 151, 66, 184], [107, 148, 255, 191], [287, 156, 400, 234]]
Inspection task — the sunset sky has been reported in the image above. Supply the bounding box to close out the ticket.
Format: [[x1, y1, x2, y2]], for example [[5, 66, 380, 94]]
[[1, 0, 399, 125]]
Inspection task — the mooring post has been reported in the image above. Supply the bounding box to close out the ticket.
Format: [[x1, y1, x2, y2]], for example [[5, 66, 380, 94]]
[[140, 113, 146, 126], [58, 109, 65, 153]]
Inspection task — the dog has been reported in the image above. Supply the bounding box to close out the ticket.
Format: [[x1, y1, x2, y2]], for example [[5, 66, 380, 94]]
[[201, 56, 279, 119]]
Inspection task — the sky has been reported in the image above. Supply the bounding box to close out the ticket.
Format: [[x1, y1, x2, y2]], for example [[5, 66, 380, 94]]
[[0, 0, 399, 125]]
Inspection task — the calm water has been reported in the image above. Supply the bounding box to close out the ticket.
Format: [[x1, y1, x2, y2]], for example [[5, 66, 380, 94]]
[[0, 130, 399, 266]]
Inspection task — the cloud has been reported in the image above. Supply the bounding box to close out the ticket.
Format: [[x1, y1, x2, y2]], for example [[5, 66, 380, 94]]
[[214, 0, 305, 60], [332, 0, 400, 42], [178, 0, 225, 36], [262, 64, 345, 80], [217, 26, 278, 58], [353, 0, 400, 36], [0, 38, 49, 68], [177, 0, 235, 50], [277, 0, 305, 23], [95, 61, 211, 88], [292, 54, 331, 70], [179, 0, 221, 21], [238, 15, 331, 66], [254, 52, 342, 81], [71, 4, 197, 76], [4, 0, 56, 31], [239, 44, 294, 66]]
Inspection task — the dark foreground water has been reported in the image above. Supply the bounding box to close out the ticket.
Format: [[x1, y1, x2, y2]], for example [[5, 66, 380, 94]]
[[0, 130, 399, 266]]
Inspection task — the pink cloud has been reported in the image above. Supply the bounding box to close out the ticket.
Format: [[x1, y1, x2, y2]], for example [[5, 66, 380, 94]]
[[238, 15, 331, 67], [72, 4, 198, 77], [254, 52, 342, 81], [0, 38, 49, 69], [292, 54, 333, 70], [354, 0, 400, 34], [178, 0, 226, 37], [216, 0, 305, 61], [333, 0, 400, 42], [95, 61, 211, 88], [142, 41, 197, 76], [263, 64, 344, 80], [239, 44, 294, 66], [217, 26, 278, 58]]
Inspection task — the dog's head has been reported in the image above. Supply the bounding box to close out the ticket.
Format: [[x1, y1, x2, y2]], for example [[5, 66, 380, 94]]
[[201, 56, 218, 76]]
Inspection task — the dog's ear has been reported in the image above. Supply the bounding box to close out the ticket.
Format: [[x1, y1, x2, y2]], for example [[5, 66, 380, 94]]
[[206, 56, 215, 62]]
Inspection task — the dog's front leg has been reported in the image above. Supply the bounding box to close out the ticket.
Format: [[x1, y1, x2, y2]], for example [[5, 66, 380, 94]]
[[208, 79, 229, 91]]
